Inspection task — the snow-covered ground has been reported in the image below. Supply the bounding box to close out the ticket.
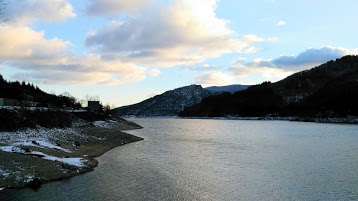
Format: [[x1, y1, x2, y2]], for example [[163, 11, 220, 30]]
[[93, 120, 117, 128], [0, 146, 87, 167], [0, 119, 131, 188], [0, 126, 95, 178], [93, 120, 108, 128], [12, 140, 71, 153], [0, 106, 50, 111], [0, 168, 11, 178], [0, 106, 87, 112], [0, 126, 103, 147]]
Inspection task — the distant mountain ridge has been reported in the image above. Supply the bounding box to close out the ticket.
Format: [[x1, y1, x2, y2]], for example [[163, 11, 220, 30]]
[[205, 84, 249, 94], [112, 85, 210, 117], [179, 55, 358, 118]]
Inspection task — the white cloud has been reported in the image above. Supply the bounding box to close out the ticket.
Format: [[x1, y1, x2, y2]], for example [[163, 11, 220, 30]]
[[232, 57, 247, 66], [0, 26, 68, 61], [5, 0, 75, 25], [251, 47, 357, 70], [183, 64, 221, 71], [86, 0, 264, 67], [276, 20, 287, 27], [230, 66, 291, 82], [0, 0, 147, 85], [86, 0, 152, 16], [195, 71, 232, 85], [267, 37, 279, 42], [148, 68, 161, 76], [240, 34, 264, 43], [0, 26, 145, 85], [7, 52, 147, 85], [229, 46, 358, 83]]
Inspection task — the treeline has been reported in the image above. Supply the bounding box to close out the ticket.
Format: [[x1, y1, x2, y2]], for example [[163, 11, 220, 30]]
[[180, 55, 358, 118], [0, 108, 115, 131], [0, 74, 81, 108], [180, 80, 358, 118], [0, 75, 116, 131], [283, 79, 358, 117], [0, 109, 73, 131], [180, 82, 282, 117]]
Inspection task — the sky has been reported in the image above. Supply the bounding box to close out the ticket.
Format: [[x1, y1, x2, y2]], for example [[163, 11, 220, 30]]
[[0, 0, 357, 107]]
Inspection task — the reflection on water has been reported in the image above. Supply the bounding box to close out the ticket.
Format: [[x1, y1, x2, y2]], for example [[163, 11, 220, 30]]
[[1, 119, 358, 200]]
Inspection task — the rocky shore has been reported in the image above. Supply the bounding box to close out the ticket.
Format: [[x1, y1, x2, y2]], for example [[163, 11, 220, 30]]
[[0, 118, 143, 190]]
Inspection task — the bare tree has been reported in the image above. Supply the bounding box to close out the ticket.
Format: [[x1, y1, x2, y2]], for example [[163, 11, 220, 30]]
[[85, 94, 100, 101], [79, 99, 87, 107]]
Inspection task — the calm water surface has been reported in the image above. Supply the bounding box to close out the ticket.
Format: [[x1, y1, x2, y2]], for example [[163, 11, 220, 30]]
[[1, 119, 358, 200]]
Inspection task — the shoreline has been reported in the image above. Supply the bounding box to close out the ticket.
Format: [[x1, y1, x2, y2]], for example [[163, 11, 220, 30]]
[[0, 119, 143, 190], [126, 115, 358, 124]]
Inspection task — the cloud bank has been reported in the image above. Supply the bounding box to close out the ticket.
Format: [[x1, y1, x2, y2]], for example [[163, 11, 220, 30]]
[[86, 0, 263, 66], [0, 0, 147, 85], [228, 47, 358, 83], [5, 0, 75, 25], [195, 47, 358, 87], [250, 47, 357, 70], [2, 0, 265, 85]]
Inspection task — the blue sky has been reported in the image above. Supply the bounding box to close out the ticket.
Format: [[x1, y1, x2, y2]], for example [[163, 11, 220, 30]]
[[0, 0, 357, 107]]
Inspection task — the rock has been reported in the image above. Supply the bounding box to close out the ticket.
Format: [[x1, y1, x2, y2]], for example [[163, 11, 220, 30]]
[[74, 141, 81, 147], [29, 178, 42, 189], [32, 140, 39, 145], [24, 148, 30, 153], [56, 142, 61, 147]]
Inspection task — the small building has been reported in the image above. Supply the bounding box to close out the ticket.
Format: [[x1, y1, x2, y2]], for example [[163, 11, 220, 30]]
[[0, 98, 19, 106], [88, 101, 102, 113]]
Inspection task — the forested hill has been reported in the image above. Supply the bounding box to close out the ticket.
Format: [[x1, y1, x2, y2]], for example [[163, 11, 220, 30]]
[[179, 55, 358, 118], [205, 84, 249, 94], [0, 74, 80, 108], [112, 85, 211, 117], [274, 55, 358, 104]]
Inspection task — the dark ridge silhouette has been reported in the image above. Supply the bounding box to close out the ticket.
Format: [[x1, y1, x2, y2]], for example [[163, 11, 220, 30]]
[[180, 55, 358, 118]]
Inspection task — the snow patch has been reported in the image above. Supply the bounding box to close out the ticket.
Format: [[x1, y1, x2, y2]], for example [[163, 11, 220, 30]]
[[0, 168, 11, 178], [13, 140, 71, 153], [93, 121, 109, 128], [40, 154, 86, 167], [0, 127, 97, 148], [0, 146, 87, 167], [0, 146, 25, 154], [25, 175, 35, 183]]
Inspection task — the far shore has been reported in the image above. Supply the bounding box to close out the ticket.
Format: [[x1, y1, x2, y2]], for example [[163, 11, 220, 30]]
[[125, 115, 358, 124], [0, 118, 143, 190]]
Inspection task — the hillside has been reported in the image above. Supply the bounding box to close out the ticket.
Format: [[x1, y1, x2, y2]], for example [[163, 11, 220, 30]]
[[179, 55, 358, 118], [274, 55, 358, 104], [112, 85, 211, 117], [205, 84, 249, 94], [0, 74, 80, 108]]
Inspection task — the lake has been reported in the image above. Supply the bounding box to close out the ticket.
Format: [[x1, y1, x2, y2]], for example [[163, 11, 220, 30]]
[[1, 118, 358, 200]]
